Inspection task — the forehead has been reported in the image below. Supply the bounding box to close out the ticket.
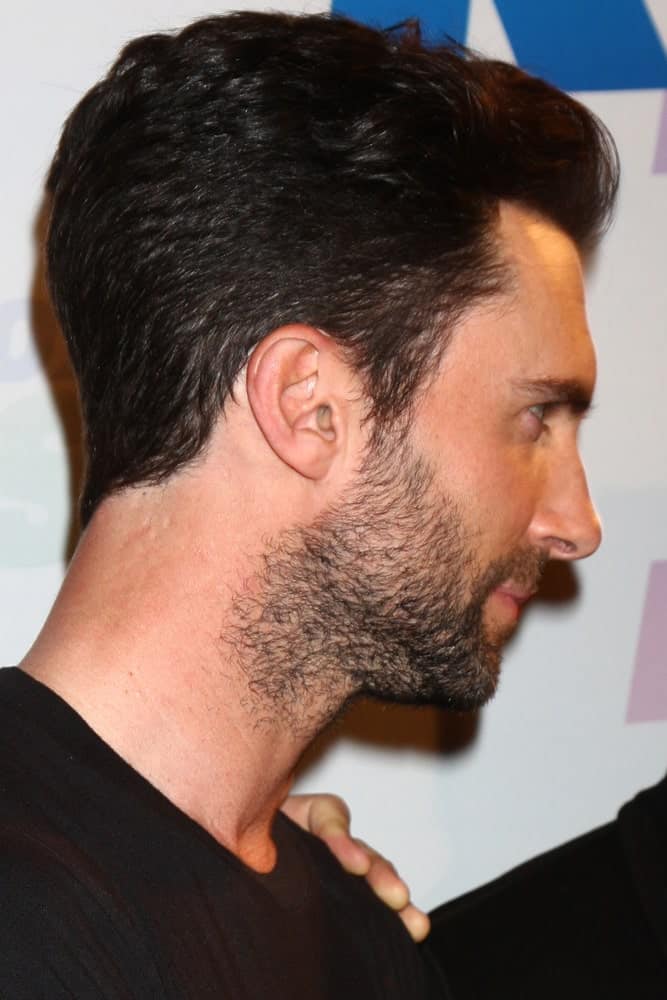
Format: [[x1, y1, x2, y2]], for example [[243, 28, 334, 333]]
[[433, 204, 597, 399]]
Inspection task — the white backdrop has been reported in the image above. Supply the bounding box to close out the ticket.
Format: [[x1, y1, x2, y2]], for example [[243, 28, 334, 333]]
[[2, 1, 666, 912]]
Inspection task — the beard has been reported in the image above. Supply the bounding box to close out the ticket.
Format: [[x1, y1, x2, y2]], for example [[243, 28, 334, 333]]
[[227, 435, 544, 734]]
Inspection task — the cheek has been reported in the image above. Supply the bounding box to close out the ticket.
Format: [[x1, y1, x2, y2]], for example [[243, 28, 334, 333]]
[[459, 457, 542, 554], [421, 415, 545, 548]]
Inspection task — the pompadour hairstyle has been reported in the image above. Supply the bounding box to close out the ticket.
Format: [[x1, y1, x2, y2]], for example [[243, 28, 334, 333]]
[[46, 12, 619, 525]]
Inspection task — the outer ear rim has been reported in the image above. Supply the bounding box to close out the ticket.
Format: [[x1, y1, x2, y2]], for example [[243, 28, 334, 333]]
[[245, 325, 347, 482]]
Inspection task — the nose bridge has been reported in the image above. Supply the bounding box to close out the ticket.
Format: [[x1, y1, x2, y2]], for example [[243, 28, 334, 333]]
[[571, 459, 602, 557], [535, 446, 602, 560]]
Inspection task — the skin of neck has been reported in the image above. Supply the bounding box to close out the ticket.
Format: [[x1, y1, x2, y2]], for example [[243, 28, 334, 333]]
[[20, 386, 363, 873]]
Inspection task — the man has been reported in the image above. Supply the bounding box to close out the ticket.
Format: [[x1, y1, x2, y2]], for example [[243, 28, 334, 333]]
[[424, 772, 667, 998], [1, 11, 618, 996]]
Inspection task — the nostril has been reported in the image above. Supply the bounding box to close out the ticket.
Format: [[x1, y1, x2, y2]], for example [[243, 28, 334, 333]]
[[550, 537, 577, 557]]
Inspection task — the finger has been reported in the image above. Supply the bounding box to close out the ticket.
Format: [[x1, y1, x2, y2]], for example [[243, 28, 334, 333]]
[[358, 846, 429, 941], [307, 796, 372, 874], [307, 793, 352, 837], [279, 793, 318, 831], [398, 904, 431, 943], [281, 794, 371, 875], [281, 792, 351, 835], [364, 852, 410, 910]]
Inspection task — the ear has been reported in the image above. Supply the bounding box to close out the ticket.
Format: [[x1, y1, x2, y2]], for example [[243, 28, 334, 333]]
[[246, 325, 352, 480]]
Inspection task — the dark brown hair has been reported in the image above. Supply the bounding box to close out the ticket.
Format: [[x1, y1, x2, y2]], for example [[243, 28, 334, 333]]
[[46, 12, 619, 524]]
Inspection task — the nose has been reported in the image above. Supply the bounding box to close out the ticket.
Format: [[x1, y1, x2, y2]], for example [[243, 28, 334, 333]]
[[529, 456, 602, 561]]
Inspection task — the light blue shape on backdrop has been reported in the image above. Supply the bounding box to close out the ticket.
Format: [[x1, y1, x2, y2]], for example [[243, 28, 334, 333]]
[[333, 0, 469, 43], [493, 0, 666, 91], [332, 0, 667, 91]]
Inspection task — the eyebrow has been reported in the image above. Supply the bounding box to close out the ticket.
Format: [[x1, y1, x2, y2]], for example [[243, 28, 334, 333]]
[[511, 377, 594, 414]]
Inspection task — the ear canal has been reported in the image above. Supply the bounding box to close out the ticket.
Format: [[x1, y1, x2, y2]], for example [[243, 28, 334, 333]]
[[316, 404, 332, 431]]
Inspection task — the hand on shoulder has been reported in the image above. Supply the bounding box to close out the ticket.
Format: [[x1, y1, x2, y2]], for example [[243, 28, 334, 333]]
[[281, 793, 430, 943]]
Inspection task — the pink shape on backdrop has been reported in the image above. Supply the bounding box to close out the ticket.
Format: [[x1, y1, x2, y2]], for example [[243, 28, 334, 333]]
[[653, 92, 667, 173], [627, 561, 667, 723]]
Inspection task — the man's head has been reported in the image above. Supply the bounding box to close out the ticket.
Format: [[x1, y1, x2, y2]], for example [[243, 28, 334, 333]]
[[45, 13, 618, 716], [231, 203, 600, 721], [46, 12, 617, 525]]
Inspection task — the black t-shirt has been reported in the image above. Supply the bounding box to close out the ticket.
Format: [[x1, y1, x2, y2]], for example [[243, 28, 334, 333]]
[[0, 668, 431, 999]]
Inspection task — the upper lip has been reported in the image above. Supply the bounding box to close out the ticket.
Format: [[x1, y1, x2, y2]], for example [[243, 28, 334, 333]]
[[495, 585, 538, 606]]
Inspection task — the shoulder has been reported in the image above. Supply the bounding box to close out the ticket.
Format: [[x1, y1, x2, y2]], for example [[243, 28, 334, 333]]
[[426, 816, 666, 999], [275, 815, 431, 997], [0, 831, 164, 1000], [430, 819, 618, 932]]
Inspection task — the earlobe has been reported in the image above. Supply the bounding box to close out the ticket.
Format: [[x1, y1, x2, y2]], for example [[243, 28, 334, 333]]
[[246, 328, 344, 480]]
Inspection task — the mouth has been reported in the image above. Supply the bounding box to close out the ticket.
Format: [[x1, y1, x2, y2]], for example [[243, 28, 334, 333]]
[[488, 584, 537, 622]]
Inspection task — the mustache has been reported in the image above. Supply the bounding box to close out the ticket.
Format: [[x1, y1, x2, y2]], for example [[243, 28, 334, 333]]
[[479, 547, 548, 600]]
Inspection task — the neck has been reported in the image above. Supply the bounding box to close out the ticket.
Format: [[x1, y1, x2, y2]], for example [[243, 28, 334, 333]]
[[21, 488, 337, 872]]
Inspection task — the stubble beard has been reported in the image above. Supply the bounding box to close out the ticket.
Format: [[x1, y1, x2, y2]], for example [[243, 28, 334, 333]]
[[227, 436, 544, 737]]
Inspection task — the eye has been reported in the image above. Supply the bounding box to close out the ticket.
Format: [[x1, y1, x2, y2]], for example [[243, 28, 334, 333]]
[[528, 403, 547, 423], [523, 402, 551, 441]]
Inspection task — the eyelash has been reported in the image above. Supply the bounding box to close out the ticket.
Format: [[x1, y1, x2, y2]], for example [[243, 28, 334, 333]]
[[528, 402, 594, 423]]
